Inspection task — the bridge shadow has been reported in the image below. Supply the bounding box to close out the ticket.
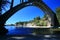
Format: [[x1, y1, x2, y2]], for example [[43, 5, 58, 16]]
[[0, 34, 60, 40]]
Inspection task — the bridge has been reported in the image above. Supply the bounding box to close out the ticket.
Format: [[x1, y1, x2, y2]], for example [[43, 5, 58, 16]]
[[0, 0, 59, 35]]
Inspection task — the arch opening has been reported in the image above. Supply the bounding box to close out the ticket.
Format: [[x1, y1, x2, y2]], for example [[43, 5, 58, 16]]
[[4, 1, 54, 27], [5, 6, 52, 35], [5, 5, 52, 28]]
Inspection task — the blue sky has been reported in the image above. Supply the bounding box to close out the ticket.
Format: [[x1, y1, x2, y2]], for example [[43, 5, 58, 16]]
[[5, 0, 60, 25]]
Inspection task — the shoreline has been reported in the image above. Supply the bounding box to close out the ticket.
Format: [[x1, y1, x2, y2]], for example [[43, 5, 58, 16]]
[[15, 25, 52, 28]]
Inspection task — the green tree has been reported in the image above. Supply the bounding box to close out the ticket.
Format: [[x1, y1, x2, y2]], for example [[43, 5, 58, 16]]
[[33, 16, 41, 26], [34, 16, 41, 20], [56, 7, 60, 25], [43, 14, 46, 18], [16, 22, 25, 26], [34, 16, 41, 23]]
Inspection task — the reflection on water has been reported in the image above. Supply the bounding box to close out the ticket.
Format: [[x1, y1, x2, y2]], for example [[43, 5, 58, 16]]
[[5, 26, 34, 35], [4, 26, 60, 40], [5, 26, 16, 31]]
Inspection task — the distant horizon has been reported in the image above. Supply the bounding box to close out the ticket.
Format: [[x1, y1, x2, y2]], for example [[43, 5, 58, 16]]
[[5, 0, 60, 25]]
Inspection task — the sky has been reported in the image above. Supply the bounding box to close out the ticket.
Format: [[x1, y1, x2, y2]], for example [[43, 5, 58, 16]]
[[5, 0, 60, 25]]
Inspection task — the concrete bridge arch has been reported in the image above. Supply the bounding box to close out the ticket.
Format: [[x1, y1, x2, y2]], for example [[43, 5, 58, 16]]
[[0, 0, 59, 35], [3, 0, 59, 27]]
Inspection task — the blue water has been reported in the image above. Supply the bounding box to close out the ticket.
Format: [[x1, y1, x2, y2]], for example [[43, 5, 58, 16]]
[[4, 26, 60, 40], [5, 26, 34, 35]]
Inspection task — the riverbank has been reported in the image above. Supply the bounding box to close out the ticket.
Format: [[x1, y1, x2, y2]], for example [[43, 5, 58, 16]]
[[15, 25, 52, 28]]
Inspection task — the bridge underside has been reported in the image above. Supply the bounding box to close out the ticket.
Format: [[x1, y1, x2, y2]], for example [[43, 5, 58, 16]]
[[0, 0, 59, 35]]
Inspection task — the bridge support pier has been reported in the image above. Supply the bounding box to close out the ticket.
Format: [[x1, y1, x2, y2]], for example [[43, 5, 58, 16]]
[[0, 25, 8, 36], [0, 16, 8, 36], [53, 13, 60, 28]]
